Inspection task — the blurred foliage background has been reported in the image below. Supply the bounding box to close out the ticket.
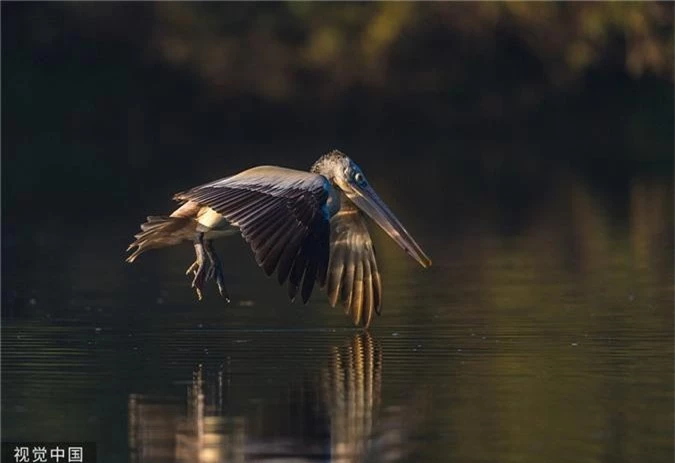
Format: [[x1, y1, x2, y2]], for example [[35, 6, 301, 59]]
[[2, 2, 673, 221], [149, 2, 674, 100]]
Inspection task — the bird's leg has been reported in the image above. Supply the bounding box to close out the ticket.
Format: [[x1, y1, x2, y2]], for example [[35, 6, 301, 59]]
[[190, 234, 208, 301], [204, 240, 230, 302]]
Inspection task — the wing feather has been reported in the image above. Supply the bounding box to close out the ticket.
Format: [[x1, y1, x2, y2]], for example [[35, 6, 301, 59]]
[[277, 231, 306, 284], [362, 258, 374, 327], [371, 253, 382, 315], [174, 166, 331, 302], [327, 198, 382, 327], [351, 259, 364, 325], [342, 251, 355, 311], [174, 165, 383, 326], [327, 243, 346, 307], [288, 244, 308, 301]]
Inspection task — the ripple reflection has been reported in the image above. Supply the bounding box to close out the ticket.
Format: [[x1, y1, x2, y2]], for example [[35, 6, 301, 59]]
[[129, 332, 417, 462]]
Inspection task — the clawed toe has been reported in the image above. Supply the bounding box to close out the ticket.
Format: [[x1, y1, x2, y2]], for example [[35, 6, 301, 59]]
[[185, 260, 198, 276], [191, 266, 207, 301], [188, 236, 229, 302], [190, 263, 207, 301], [214, 267, 230, 302]]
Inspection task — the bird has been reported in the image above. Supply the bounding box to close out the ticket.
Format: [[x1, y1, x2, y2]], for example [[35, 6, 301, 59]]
[[126, 149, 431, 327]]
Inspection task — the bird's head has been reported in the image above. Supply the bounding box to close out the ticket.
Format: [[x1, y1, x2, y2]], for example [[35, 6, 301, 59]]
[[310, 149, 361, 189], [311, 149, 432, 268]]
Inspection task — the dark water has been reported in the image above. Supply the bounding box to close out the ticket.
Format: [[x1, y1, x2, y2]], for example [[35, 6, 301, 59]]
[[2, 167, 673, 462]]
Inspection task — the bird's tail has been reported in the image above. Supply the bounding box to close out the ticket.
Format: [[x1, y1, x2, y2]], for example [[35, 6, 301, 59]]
[[126, 216, 195, 263]]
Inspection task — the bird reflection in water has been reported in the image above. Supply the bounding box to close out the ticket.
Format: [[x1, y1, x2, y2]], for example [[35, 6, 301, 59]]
[[129, 333, 414, 462]]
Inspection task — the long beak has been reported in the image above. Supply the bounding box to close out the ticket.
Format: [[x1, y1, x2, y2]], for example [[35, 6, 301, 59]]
[[345, 183, 432, 268]]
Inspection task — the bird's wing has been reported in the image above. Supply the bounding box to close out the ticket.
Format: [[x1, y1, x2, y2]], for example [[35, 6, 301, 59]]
[[326, 196, 382, 327], [174, 166, 331, 303]]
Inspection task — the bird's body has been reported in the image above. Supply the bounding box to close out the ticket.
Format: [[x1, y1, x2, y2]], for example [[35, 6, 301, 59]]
[[126, 150, 430, 327]]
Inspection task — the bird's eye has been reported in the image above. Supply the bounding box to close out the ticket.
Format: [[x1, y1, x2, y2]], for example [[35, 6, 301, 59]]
[[354, 172, 366, 185]]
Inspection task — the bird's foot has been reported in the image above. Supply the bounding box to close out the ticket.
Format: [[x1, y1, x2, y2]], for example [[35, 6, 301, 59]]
[[186, 238, 230, 303], [205, 241, 230, 303]]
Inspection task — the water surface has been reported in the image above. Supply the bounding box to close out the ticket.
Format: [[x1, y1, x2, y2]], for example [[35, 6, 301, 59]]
[[2, 171, 672, 462]]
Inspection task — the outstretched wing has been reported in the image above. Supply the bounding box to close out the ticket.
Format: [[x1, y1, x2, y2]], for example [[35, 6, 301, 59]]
[[174, 166, 331, 303], [326, 197, 382, 327]]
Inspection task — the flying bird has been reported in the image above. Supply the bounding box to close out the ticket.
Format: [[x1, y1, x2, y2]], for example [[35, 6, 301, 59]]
[[126, 150, 431, 327]]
